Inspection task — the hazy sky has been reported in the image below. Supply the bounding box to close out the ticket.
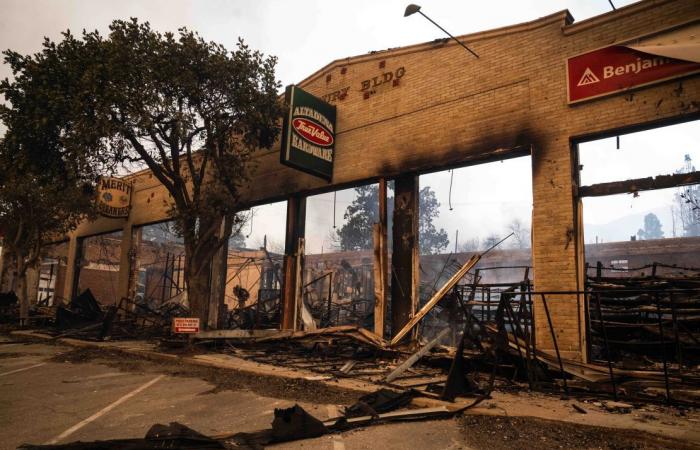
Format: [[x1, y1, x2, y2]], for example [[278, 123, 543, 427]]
[[1, 0, 639, 87], [6, 0, 695, 254], [580, 121, 699, 243]]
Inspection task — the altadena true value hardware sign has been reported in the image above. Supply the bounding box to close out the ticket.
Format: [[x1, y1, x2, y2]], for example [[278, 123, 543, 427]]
[[280, 85, 337, 181], [567, 45, 700, 104]]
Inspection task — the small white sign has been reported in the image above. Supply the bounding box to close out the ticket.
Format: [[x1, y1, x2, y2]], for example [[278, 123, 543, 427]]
[[172, 317, 200, 333]]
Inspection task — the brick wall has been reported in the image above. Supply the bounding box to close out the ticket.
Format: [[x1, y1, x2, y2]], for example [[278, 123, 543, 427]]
[[50, 0, 700, 359]]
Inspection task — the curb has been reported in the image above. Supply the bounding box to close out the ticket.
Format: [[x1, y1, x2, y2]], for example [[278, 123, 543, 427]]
[[10, 329, 467, 410]]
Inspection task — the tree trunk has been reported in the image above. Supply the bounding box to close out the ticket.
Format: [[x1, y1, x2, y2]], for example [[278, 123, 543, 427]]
[[184, 247, 213, 329], [180, 213, 230, 330], [0, 251, 16, 293], [15, 255, 29, 326]]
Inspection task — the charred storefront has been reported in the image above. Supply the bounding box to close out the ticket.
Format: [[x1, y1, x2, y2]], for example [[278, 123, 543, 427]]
[[4, 0, 700, 375]]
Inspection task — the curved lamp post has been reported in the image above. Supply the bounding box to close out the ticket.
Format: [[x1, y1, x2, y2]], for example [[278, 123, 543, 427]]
[[404, 4, 479, 58]]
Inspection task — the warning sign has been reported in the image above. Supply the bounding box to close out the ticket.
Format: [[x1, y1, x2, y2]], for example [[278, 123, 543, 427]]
[[172, 318, 200, 333]]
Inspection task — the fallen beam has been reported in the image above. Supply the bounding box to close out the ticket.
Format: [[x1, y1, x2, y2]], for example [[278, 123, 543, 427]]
[[385, 328, 450, 382], [390, 254, 480, 346], [322, 406, 453, 427], [579, 170, 700, 197], [193, 329, 279, 339]]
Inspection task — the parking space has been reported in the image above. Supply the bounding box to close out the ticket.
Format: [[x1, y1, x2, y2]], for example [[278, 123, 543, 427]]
[[0, 338, 331, 449]]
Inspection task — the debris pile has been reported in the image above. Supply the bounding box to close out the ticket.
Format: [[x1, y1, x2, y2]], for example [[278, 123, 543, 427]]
[[19, 394, 465, 449], [51, 290, 185, 340], [587, 273, 700, 369], [0, 291, 18, 322]]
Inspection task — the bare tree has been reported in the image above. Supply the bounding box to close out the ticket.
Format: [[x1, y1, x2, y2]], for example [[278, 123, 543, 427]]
[[508, 218, 531, 249]]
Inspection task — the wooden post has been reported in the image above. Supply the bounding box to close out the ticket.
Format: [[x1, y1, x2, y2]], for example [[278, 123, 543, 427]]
[[281, 195, 306, 330], [391, 174, 419, 342], [373, 178, 389, 338], [117, 221, 134, 302]]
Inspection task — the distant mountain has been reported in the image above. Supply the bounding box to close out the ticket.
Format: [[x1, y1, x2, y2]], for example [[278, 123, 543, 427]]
[[584, 206, 675, 244]]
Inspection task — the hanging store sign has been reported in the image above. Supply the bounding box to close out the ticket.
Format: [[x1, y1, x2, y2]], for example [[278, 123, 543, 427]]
[[567, 45, 700, 104], [172, 317, 200, 333], [96, 177, 133, 218], [280, 85, 337, 181]]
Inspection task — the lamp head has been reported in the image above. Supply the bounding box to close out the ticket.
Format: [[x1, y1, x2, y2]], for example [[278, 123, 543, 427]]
[[404, 4, 421, 17]]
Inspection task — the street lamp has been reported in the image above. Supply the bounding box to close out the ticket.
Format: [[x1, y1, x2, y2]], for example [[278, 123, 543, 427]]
[[404, 4, 479, 59]]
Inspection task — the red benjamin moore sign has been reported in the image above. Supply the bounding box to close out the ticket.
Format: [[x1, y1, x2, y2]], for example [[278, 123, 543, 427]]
[[567, 45, 700, 103]]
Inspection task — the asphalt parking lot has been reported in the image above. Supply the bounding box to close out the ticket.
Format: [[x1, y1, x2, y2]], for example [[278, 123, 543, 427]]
[[0, 336, 463, 450], [3, 335, 698, 450]]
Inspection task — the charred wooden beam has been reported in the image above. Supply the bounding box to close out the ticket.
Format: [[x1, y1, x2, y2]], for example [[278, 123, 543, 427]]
[[579, 171, 700, 197], [281, 195, 306, 330], [373, 178, 389, 338], [391, 174, 419, 341]]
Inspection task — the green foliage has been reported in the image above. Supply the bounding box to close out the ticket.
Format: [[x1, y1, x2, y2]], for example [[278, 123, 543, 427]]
[[336, 185, 385, 251], [1, 18, 284, 322], [335, 185, 449, 255], [637, 213, 664, 240], [0, 32, 103, 277], [417, 186, 449, 254], [0, 69, 99, 313]]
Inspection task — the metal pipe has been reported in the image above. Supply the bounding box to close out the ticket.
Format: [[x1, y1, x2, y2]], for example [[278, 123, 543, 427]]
[[416, 10, 479, 58], [655, 291, 671, 405], [540, 293, 569, 396], [326, 272, 333, 327], [594, 292, 618, 400], [505, 295, 533, 388], [668, 291, 683, 373]]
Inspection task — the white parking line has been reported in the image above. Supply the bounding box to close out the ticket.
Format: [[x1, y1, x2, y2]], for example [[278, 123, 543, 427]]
[[326, 405, 345, 450], [0, 362, 46, 377], [45, 374, 165, 445]]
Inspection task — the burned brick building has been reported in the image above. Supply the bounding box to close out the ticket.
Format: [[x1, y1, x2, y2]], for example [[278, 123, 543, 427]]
[[4, 0, 700, 364]]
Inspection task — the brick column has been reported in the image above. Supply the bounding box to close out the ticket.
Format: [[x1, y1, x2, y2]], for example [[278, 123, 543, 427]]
[[531, 138, 586, 361]]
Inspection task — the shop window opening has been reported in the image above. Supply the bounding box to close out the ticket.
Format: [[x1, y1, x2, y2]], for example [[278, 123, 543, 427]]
[[578, 119, 700, 369]]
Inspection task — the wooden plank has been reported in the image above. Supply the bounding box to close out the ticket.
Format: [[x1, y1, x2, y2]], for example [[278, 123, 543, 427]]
[[579, 170, 700, 197], [373, 178, 389, 337], [373, 223, 385, 336], [385, 328, 450, 382], [193, 329, 279, 339], [296, 238, 316, 330], [281, 196, 306, 330], [390, 254, 480, 347], [322, 406, 453, 427], [379, 180, 389, 332]]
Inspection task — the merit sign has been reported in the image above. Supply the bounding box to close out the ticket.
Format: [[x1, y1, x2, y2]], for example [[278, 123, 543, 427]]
[[567, 45, 700, 104], [96, 177, 133, 218], [172, 317, 200, 333], [281, 85, 337, 181]]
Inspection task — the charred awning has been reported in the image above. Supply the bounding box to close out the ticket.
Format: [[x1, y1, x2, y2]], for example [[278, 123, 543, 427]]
[[625, 22, 700, 63]]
